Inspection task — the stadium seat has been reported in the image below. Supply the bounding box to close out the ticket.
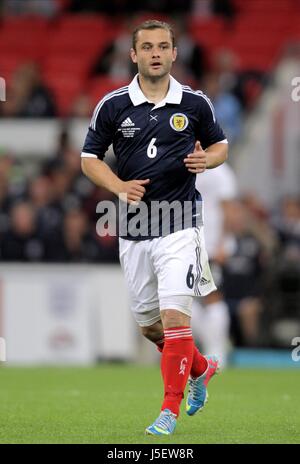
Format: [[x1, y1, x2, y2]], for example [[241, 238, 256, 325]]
[[132, 13, 171, 26], [289, 17, 300, 41], [0, 54, 29, 82], [233, 0, 295, 13], [0, 29, 48, 60], [43, 73, 86, 116], [0, 15, 49, 33], [233, 14, 291, 36], [188, 17, 227, 52], [237, 53, 276, 72], [42, 54, 95, 80], [188, 17, 225, 38], [53, 90, 80, 116], [54, 13, 119, 43], [57, 13, 111, 31], [46, 30, 110, 62], [88, 77, 129, 105]]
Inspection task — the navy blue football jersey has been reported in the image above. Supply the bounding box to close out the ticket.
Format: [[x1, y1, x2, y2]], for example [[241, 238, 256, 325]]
[[82, 75, 227, 240]]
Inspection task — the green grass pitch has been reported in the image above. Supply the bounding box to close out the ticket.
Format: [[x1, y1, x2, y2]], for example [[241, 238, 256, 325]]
[[0, 365, 299, 444]]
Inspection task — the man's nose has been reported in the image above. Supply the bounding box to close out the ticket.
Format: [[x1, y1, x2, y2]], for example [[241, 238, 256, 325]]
[[152, 48, 161, 57]]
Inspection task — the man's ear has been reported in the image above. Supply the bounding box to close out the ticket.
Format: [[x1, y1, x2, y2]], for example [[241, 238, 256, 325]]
[[130, 48, 137, 64], [172, 47, 178, 63]]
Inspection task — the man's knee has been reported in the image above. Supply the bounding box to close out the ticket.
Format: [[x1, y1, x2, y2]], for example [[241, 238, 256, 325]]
[[159, 296, 193, 329], [160, 309, 191, 329]]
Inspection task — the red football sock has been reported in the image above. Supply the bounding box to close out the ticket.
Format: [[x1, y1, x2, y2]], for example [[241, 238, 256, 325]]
[[160, 327, 194, 417], [156, 338, 207, 379], [190, 346, 208, 378]]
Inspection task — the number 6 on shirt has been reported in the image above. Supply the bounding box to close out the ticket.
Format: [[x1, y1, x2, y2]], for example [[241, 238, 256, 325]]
[[147, 138, 157, 158]]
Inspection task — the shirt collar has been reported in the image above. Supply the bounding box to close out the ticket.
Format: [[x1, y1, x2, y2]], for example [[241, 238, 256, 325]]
[[128, 74, 183, 108]]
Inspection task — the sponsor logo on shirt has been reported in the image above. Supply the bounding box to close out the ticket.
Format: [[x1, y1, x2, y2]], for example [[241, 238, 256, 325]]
[[121, 117, 135, 127], [200, 276, 210, 286], [119, 117, 141, 138]]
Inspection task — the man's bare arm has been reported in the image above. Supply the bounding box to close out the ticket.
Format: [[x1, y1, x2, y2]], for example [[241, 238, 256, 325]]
[[184, 141, 228, 173], [205, 142, 228, 169], [81, 157, 150, 204]]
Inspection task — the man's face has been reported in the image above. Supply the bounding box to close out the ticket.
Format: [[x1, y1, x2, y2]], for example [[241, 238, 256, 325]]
[[130, 28, 177, 79]]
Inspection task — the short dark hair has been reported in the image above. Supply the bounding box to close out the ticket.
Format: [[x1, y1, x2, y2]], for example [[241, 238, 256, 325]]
[[132, 20, 175, 51]]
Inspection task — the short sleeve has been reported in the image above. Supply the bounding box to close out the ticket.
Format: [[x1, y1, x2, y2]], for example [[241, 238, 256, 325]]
[[196, 93, 227, 150], [81, 99, 114, 160]]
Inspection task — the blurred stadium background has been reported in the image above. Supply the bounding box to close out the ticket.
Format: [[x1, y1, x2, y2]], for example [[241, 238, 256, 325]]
[[0, 0, 299, 369]]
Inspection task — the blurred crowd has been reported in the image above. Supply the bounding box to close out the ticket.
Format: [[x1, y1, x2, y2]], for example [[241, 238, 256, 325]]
[[220, 194, 300, 348], [0, 62, 57, 118], [0, 130, 119, 263]]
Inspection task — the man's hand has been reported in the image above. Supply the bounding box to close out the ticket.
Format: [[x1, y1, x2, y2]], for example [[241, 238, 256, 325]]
[[81, 158, 150, 205], [118, 179, 150, 204], [184, 141, 207, 174]]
